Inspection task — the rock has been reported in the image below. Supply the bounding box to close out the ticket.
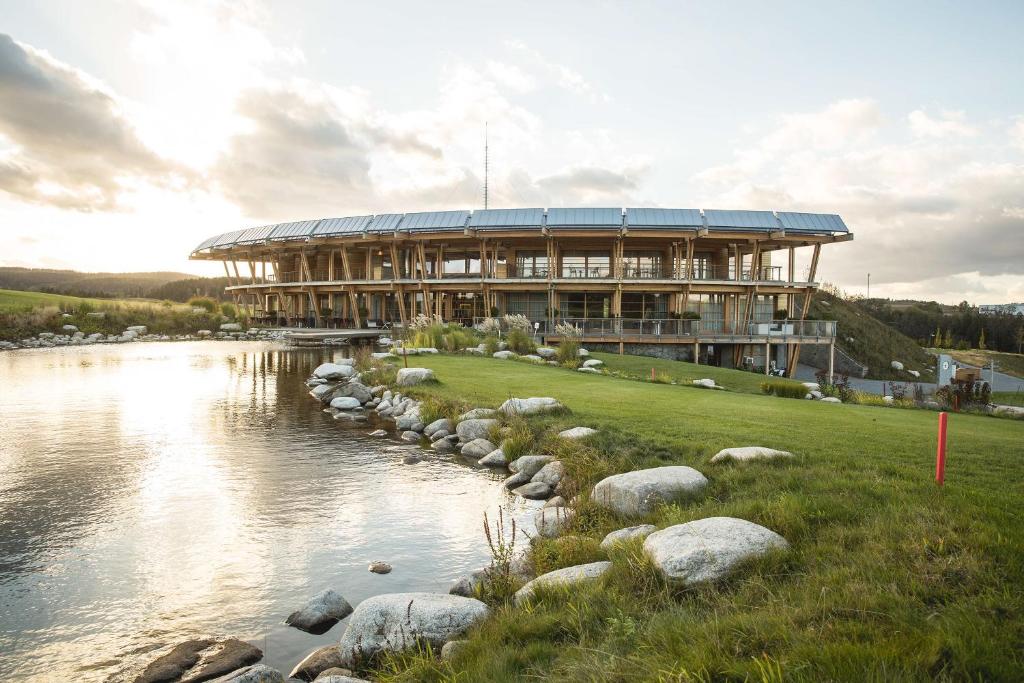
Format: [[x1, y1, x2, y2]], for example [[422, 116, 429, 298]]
[[531, 461, 565, 487], [61, 324, 79, 332], [503, 471, 531, 489], [289, 645, 346, 682], [577, 348, 590, 357], [802, 382, 820, 391], [521, 354, 545, 363], [600, 524, 657, 551], [592, 466, 708, 517], [369, 429, 387, 437], [891, 360, 904, 371], [820, 397, 842, 404], [368, 561, 392, 574], [710, 447, 795, 463], [508, 455, 554, 477], [329, 396, 361, 410], [493, 350, 516, 359], [558, 427, 596, 440], [331, 382, 372, 404], [336, 593, 489, 668], [498, 397, 565, 416], [423, 418, 453, 437], [512, 481, 553, 499], [221, 323, 243, 332], [396, 367, 435, 387], [692, 378, 721, 389], [432, 438, 455, 453], [809, 390, 824, 400], [197, 329, 212, 337], [314, 672, 366, 682], [314, 363, 356, 381], [440, 640, 468, 661], [286, 589, 354, 634], [643, 517, 789, 585], [449, 567, 488, 597], [400, 431, 420, 443], [396, 414, 420, 430], [403, 455, 422, 465], [477, 448, 507, 467], [135, 638, 262, 683], [461, 438, 497, 459], [908, 370, 920, 378], [582, 359, 604, 368], [578, 367, 600, 374], [210, 664, 284, 682], [535, 346, 557, 358], [544, 495, 566, 508], [432, 429, 450, 440], [514, 561, 611, 604], [458, 408, 496, 420], [534, 506, 575, 538], [310, 384, 337, 402], [456, 418, 498, 442], [882, 395, 895, 403]]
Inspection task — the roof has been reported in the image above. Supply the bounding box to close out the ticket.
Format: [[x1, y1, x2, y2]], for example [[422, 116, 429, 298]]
[[191, 207, 850, 253]]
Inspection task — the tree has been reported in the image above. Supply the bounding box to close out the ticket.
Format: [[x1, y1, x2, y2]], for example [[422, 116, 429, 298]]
[[978, 328, 987, 350], [943, 329, 954, 348], [934, 324, 942, 348]]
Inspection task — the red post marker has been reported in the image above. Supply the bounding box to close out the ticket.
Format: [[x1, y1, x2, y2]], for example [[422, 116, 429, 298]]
[[651, 368, 656, 381], [935, 411, 948, 485]]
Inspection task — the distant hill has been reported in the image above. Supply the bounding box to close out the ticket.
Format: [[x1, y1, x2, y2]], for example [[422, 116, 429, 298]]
[[806, 291, 935, 380], [0, 267, 231, 302]]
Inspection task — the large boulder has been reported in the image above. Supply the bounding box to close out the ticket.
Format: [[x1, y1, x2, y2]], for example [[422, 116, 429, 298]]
[[449, 567, 489, 597], [456, 418, 498, 442], [330, 382, 373, 404], [329, 397, 361, 411], [891, 360, 904, 371], [314, 363, 356, 381], [499, 397, 565, 416], [458, 408, 496, 420], [477, 448, 507, 467], [710, 446, 794, 463], [289, 645, 345, 681], [508, 455, 554, 477], [535, 347, 557, 359], [423, 418, 453, 438], [286, 589, 354, 634], [396, 368, 435, 387], [534, 506, 575, 538], [643, 517, 789, 585], [531, 461, 565, 487], [135, 638, 262, 683], [337, 593, 489, 668], [512, 481, 553, 499], [211, 664, 284, 682], [558, 427, 596, 440], [582, 359, 604, 368], [310, 384, 338, 403], [461, 438, 497, 459], [692, 378, 721, 389], [600, 524, 657, 551], [221, 322, 243, 332], [492, 350, 516, 360], [514, 561, 611, 604], [592, 466, 708, 517], [503, 471, 531, 489]]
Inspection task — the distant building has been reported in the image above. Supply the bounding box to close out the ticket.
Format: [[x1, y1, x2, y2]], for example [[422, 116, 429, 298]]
[[190, 207, 853, 377], [979, 303, 1024, 316]]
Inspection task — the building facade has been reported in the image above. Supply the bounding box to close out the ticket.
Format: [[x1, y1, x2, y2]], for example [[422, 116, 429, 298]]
[[190, 207, 852, 376]]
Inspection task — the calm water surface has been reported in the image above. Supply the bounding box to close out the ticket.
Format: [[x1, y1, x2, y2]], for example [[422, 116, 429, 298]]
[[0, 342, 535, 681]]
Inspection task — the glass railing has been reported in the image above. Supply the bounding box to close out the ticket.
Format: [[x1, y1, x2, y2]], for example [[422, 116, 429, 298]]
[[544, 318, 836, 339]]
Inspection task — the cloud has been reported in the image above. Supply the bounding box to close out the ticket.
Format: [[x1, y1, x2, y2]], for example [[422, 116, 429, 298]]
[[1011, 117, 1024, 151], [534, 165, 643, 204], [908, 109, 977, 138], [0, 33, 186, 211], [504, 40, 610, 103], [694, 99, 1024, 294]]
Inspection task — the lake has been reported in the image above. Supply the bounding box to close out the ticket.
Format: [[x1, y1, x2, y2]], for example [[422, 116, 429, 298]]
[[0, 341, 535, 681]]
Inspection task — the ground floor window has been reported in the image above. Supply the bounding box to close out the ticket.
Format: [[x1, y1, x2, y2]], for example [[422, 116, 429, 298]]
[[560, 292, 610, 318], [504, 292, 547, 321], [621, 292, 668, 318]]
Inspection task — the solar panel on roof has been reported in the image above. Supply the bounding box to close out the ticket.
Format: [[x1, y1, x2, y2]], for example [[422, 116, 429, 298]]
[[703, 210, 778, 230], [776, 212, 848, 233], [313, 215, 373, 236], [212, 229, 247, 248], [401, 210, 470, 231], [469, 208, 544, 228], [626, 208, 702, 228], [268, 220, 320, 241], [367, 214, 404, 232], [546, 207, 623, 228], [192, 234, 223, 252], [235, 224, 276, 244]]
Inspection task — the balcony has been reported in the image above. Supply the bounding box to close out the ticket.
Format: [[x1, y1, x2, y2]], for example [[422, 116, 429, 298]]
[[561, 266, 612, 278], [543, 317, 836, 341]]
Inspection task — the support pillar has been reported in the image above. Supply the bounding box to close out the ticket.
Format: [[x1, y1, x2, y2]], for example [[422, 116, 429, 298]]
[[828, 341, 835, 384]]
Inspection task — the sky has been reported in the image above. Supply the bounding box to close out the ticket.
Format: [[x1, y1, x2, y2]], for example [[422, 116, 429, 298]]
[[0, 0, 1022, 304]]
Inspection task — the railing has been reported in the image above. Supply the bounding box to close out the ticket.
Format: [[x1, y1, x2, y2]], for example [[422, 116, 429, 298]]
[[544, 318, 836, 339], [561, 267, 612, 278]]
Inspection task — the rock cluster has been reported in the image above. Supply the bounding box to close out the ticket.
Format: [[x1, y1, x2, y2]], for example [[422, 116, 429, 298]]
[[1, 326, 285, 351]]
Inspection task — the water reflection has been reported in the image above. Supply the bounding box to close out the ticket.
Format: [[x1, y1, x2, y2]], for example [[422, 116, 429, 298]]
[[0, 342, 535, 681]]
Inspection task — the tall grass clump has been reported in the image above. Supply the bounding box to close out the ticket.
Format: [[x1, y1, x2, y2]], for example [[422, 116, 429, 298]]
[[478, 509, 520, 606], [497, 414, 535, 461], [417, 395, 467, 425], [554, 321, 581, 367], [760, 379, 808, 399], [187, 296, 218, 312], [502, 314, 537, 354]]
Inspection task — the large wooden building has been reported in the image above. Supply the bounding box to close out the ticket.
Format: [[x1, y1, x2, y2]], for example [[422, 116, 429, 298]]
[[190, 207, 852, 376]]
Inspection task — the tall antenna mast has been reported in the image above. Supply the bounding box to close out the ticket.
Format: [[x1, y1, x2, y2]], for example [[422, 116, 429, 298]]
[[483, 121, 489, 209]]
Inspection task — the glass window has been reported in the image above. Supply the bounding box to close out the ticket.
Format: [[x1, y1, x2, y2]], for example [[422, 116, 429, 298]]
[[505, 292, 547, 320], [622, 251, 662, 278], [560, 292, 610, 318], [515, 251, 548, 277], [561, 251, 610, 278], [621, 293, 668, 319]]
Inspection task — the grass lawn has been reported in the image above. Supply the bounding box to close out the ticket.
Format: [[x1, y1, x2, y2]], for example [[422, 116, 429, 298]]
[[991, 391, 1024, 407], [380, 354, 1024, 682], [0, 288, 180, 312], [592, 351, 799, 395], [947, 348, 1024, 380]]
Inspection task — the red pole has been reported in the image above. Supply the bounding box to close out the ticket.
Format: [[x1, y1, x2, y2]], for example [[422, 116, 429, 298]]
[[935, 411, 947, 485], [651, 367, 656, 381]]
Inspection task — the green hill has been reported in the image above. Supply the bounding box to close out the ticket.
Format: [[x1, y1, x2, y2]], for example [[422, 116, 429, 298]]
[[807, 291, 934, 380]]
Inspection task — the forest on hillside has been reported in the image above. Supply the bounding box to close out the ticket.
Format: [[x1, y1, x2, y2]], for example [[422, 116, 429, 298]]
[[0, 267, 232, 302], [858, 298, 1024, 353]]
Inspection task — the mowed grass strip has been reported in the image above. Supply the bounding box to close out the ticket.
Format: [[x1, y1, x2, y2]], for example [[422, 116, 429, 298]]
[[0, 288, 180, 312], [380, 354, 1024, 682]]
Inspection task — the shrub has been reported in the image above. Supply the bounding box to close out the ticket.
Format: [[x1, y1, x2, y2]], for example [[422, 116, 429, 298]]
[[220, 302, 237, 319], [554, 321, 581, 366], [760, 380, 808, 399], [352, 345, 373, 372], [187, 296, 218, 313], [506, 327, 536, 354], [478, 509, 520, 606], [498, 415, 535, 461], [502, 313, 533, 333], [417, 395, 467, 425], [441, 327, 477, 353], [482, 335, 500, 355]]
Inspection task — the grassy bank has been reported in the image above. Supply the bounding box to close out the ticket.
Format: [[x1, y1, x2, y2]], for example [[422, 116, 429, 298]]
[[947, 348, 1024, 380], [381, 354, 1024, 681]]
